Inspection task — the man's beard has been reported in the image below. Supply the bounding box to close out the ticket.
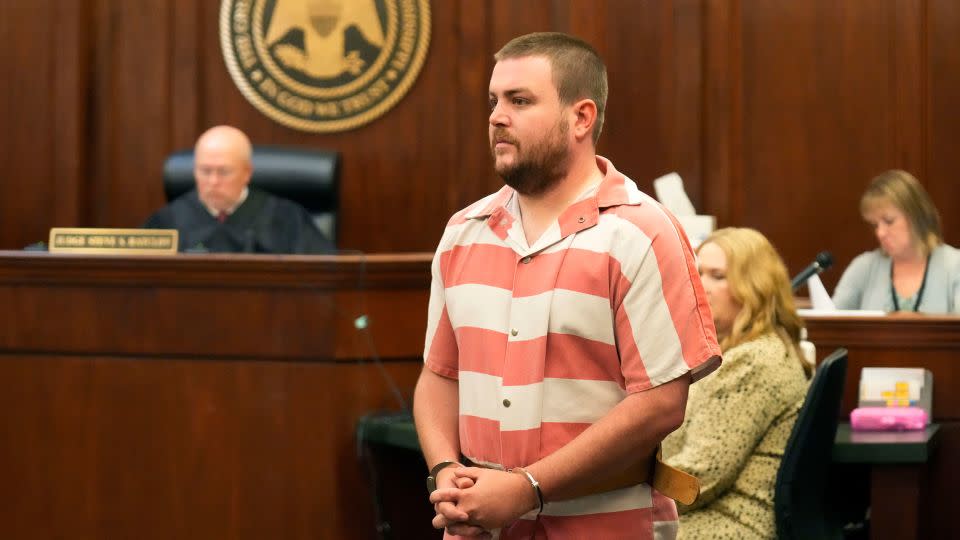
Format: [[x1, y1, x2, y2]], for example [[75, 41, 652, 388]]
[[492, 120, 570, 196]]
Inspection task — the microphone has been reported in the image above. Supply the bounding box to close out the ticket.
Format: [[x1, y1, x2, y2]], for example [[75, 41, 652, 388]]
[[791, 251, 834, 291]]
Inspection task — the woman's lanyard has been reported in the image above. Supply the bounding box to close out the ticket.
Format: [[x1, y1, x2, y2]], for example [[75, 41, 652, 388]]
[[890, 254, 931, 312]]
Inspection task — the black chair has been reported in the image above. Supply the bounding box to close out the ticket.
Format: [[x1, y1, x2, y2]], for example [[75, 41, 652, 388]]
[[162, 145, 341, 243], [775, 348, 848, 540]]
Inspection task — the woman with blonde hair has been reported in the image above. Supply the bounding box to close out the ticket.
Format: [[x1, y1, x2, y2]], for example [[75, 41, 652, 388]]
[[664, 227, 810, 539], [833, 169, 960, 312]]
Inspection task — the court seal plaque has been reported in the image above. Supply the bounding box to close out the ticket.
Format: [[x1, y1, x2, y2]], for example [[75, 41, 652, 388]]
[[220, 0, 431, 133]]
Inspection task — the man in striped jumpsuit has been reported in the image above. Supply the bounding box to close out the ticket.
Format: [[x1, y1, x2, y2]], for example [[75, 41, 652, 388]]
[[415, 31, 721, 540]]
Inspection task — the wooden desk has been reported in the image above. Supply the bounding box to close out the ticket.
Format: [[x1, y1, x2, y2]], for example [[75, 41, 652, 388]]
[[805, 314, 960, 540], [833, 423, 940, 540], [833, 423, 940, 464], [0, 251, 434, 540]]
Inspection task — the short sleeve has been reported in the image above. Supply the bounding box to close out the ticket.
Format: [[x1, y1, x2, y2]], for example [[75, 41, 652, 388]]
[[613, 206, 721, 393], [423, 245, 459, 379]]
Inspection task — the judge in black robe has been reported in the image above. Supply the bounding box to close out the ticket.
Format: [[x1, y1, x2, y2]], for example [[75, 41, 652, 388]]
[[142, 125, 333, 254], [143, 188, 333, 254]]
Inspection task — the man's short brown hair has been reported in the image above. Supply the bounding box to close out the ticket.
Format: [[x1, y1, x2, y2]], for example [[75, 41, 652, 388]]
[[495, 32, 608, 145]]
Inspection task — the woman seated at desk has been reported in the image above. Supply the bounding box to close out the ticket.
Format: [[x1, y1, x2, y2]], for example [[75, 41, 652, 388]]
[[664, 227, 811, 539], [833, 169, 960, 313]]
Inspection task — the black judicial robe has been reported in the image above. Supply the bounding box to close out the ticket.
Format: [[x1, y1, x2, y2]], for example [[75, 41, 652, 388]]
[[143, 188, 334, 254]]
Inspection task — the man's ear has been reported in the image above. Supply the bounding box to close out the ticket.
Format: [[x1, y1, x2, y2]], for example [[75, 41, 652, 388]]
[[571, 98, 598, 142]]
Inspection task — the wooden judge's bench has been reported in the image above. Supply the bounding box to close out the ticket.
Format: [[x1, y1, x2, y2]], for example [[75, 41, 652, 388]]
[[0, 251, 956, 539], [0, 251, 432, 540]]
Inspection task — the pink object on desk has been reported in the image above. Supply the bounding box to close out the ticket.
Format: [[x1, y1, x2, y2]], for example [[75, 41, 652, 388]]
[[850, 406, 928, 431]]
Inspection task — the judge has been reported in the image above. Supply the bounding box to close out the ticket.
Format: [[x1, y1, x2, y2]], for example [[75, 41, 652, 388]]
[[144, 125, 333, 254]]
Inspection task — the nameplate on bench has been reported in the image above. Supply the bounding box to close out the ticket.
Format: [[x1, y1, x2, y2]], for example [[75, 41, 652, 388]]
[[48, 228, 178, 255]]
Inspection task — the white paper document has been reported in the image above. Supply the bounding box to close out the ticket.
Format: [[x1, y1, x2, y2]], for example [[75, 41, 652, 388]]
[[807, 274, 836, 311], [653, 172, 697, 217], [859, 368, 928, 405], [858, 367, 933, 419], [653, 172, 715, 247]]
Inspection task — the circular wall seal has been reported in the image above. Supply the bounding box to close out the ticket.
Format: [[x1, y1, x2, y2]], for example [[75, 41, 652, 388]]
[[220, 0, 431, 133]]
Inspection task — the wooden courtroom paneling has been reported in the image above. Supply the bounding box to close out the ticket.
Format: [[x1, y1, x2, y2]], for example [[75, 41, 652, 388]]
[[86, 0, 177, 231], [185, 2, 471, 253], [4, 1, 960, 270], [177, 1, 701, 252], [0, 1, 86, 247], [592, 0, 708, 211], [703, 0, 933, 289], [0, 252, 432, 540], [1, 1, 699, 255], [2, 256, 959, 538], [926, 0, 960, 248], [0, 252, 431, 360], [0, 356, 422, 540]]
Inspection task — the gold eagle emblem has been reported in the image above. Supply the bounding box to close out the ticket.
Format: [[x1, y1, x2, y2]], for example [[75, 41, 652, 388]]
[[220, 0, 431, 133], [265, 0, 386, 78]]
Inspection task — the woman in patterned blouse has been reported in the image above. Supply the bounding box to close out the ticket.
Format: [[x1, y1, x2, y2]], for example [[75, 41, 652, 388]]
[[663, 227, 812, 539]]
